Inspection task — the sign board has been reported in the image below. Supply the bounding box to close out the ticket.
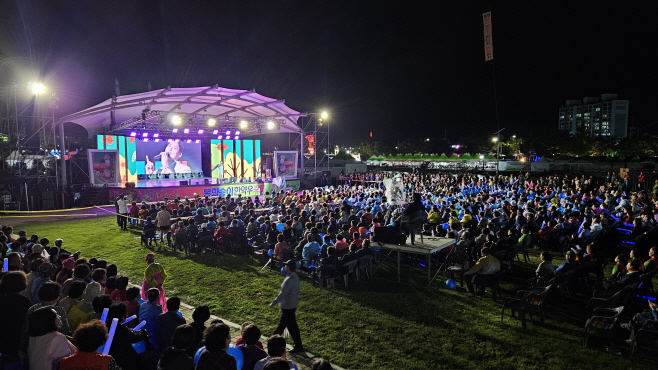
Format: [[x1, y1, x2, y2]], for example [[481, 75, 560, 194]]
[[483, 12, 493, 61]]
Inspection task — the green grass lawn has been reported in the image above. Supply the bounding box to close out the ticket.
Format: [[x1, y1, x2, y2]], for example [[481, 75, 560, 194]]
[[19, 216, 653, 370]]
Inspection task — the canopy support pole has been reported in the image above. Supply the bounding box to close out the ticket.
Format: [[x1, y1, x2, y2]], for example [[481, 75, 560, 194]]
[[59, 122, 67, 187]]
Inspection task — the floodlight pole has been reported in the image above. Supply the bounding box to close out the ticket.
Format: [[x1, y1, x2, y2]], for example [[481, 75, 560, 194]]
[[493, 128, 505, 176]]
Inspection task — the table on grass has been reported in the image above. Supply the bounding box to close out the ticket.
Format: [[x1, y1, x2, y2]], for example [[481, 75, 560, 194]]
[[373, 237, 455, 287]]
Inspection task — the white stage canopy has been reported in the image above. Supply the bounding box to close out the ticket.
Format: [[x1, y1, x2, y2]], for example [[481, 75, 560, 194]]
[[57, 86, 306, 138]]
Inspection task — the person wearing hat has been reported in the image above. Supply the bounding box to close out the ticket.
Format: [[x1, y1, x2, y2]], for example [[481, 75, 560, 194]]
[[554, 251, 578, 275], [270, 259, 304, 354]]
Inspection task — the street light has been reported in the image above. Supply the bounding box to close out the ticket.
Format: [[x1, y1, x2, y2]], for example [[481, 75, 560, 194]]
[[321, 111, 329, 120], [426, 138, 430, 142]]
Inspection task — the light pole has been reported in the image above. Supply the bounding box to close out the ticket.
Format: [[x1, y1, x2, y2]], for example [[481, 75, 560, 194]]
[[492, 128, 505, 176]]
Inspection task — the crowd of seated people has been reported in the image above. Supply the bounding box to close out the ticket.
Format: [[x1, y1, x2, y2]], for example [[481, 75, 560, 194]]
[[0, 226, 339, 370]]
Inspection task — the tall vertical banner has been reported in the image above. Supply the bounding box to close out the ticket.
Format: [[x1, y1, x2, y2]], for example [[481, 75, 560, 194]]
[[273, 151, 298, 180], [483, 12, 493, 61]]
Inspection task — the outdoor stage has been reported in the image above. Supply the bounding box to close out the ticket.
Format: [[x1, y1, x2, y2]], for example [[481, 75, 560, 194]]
[[108, 178, 300, 203], [374, 236, 455, 288]]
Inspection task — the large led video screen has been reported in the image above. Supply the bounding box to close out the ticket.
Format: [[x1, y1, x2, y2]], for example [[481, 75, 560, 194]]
[[134, 139, 202, 175]]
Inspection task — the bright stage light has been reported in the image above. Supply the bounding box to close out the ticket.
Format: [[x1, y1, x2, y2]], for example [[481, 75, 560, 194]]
[[143, 138, 149, 142], [226, 135, 231, 140], [235, 131, 240, 135], [208, 118, 216, 126], [492, 137, 498, 142], [154, 139, 160, 142], [195, 139, 201, 143], [225, 130, 231, 135], [218, 135, 223, 140], [267, 121, 275, 130], [213, 130, 219, 135], [167, 139, 173, 142], [239, 120, 248, 128], [197, 129, 204, 134], [321, 111, 329, 120], [171, 115, 182, 125], [175, 139, 180, 142], [153, 133, 160, 138], [28, 82, 46, 95], [142, 133, 148, 137], [183, 128, 190, 134], [172, 128, 178, 133], [130, 132, 137, 137], [186, 139, 192, 143]]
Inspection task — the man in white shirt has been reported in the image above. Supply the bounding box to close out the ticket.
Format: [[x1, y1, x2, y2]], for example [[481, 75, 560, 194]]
[[117, 195, 130, 230]]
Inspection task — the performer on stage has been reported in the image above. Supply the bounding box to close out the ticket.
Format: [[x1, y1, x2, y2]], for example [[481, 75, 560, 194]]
[[142, 253, 168, 312]]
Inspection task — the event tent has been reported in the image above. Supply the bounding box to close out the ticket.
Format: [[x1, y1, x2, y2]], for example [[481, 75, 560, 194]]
[[56, 86, 305, 138]]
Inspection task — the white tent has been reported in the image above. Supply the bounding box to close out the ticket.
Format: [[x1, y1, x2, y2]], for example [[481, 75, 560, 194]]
[[56, 86, 305, 138]]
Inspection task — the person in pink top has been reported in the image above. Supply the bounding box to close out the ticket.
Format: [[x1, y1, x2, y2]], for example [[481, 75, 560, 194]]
[[334, 235, 349, 257]]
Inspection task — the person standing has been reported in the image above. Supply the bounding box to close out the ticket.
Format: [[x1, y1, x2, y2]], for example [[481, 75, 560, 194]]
[[142, 253, 168, 312], [117, 195, 129, 231], [269, 260, 304, 353], [156, 206, 172, 244]]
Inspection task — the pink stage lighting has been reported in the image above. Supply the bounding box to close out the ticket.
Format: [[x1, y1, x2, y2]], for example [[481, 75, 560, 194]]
[[226, 135, 231, 140], [217, 135, 223, 140], [183, 128, 190, 134], [195, 139, 201, 143], [197, 129, 204, 134], [143, 138, 149, 142], [142, 133, 148, 137], [225, 130, 231, 135], [212, 130, 219, 135], [186, 139, 192, 143], [154, 139, 160, 142], [153, 133, 160, 138], [130, 132, 137, 137], [235, 131, 240, 135], [172, 128, 179, 133], [167, 139, 173, 142], [175, 139, 180, 142]]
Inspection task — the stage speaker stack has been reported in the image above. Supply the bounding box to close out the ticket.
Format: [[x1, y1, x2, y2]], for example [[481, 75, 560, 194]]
[[125, 182, 135, 188], [42, 191, 55, 210]]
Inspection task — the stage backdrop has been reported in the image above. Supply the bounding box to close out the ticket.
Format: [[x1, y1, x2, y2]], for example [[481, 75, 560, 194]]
[[134, 139, 202, 175], [211, 139, 262, 180]]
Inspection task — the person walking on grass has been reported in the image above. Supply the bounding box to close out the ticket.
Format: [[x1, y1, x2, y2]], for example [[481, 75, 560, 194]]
[[269, 260, 304, 354], [142, 253, 168, 312]]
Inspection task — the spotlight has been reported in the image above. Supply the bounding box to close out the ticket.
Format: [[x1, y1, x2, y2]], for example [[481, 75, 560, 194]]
[[195, 139, 201, 143], [321, 111, 329, 120], [172, 128, 179, 133], [212, 130, 219, 135], [28, 82, 46, 95], [218, 135, 223, 140], [154, 139, 160, 142], [130, 132, 137, 137], [143, 138, 149, 142], [153, 133, 160, 138], [198, 129, 204, 134], [226, 135, 231, 140], [267, 121, 275, 130], [235, 131, 240, 135], [186, 139, 192, 143], [239, 120, 248, 128], [208, 118, 216, 126], [171, 115, 181, 125], [225, 130, 231, 135], [175, 139, 180, 142], [142, 133, 148, 137], [183, 128, 190, 134], [167, 139, 173, 142]]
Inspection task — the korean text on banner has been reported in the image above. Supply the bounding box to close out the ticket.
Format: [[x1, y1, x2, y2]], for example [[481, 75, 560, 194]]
[[483, 12, 493, 61]]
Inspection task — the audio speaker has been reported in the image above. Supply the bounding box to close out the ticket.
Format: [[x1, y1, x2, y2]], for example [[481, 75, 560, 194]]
[[42, 191, 54, 200], [372, 226, 406, 244], [125, 182, 135, 188], [42, 199, 55, 210], [180, 181, 188, 186]]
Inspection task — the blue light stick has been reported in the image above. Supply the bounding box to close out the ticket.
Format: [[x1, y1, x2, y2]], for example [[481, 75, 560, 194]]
[[102, 318, 119, 355]]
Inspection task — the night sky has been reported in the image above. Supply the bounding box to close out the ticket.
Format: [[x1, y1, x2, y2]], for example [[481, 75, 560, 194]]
[[0, 1, 654, 146]]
